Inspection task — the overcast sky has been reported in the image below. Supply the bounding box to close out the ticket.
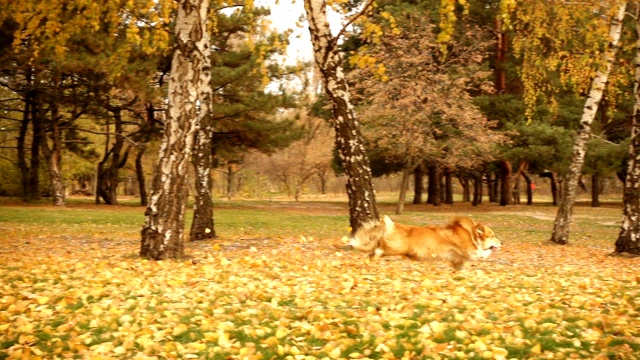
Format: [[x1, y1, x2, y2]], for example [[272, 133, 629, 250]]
[[261, 0, 312, 65], [259, 1, 344, 65]]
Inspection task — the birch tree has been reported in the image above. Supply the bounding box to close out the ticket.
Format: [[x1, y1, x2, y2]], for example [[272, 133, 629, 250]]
[[141, 0, 212, 259], [304, 0, 379, 231], [188, 4, 293, 241], [550, 2, 626, 245], [615, 3, 640, 255]]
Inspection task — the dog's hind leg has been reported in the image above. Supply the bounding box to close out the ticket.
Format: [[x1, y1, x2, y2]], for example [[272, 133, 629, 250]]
[[450, 258, 466, 270]]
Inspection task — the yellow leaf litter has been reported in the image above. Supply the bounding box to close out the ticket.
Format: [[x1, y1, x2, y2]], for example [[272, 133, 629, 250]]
[[1, 232, 640, 359]]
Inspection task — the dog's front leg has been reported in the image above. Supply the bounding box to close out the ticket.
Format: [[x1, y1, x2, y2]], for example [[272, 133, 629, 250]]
[[368, 248, 385, 261]]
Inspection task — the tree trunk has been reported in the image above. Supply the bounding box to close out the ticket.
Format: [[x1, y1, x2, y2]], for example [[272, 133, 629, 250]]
[[427, 165, 437, 205], [459, 177, 471, 202], [190, 94, 215, 241], [41, 103, 65, 206], [444, 168, 453, 204], [226, 164, 236, 200], [513, 176, 521, 204], [550, 174, 559, 206], [18, 69, 43, 202], [522, 172, 533, 205], [305, 0, 379, 232], [395, 169, 410, 215], [472, 173, 483, 206], [136, 146, 147, 206], [429, 165, 442, 206], [317, 168, 328, 194], [495, 15, 507, 93], [97, 107, 130, 205], [591, 173, 600, 208], [551, 2, 626, 244], [495, 14, 512, 206], [20, 89, 44, 202], [511, 162, 527, 205], [541, 171, 560, 206], [487, 171, 498, 202], [18, 94, 32, 201], [615, 4, 640, 255], [141, 0, 212, 260], [412, 165, 424, 204]]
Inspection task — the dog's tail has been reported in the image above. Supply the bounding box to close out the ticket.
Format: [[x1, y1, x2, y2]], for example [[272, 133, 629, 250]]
[[348, 218, 383, 252], [348, 236, 376, 252]]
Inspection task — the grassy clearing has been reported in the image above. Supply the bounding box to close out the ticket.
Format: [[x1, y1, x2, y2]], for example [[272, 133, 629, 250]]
[[1, 197, 639, 359]]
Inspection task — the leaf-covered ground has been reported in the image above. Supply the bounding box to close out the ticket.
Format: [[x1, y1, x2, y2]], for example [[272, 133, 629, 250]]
[[1, 201, 640, 359]]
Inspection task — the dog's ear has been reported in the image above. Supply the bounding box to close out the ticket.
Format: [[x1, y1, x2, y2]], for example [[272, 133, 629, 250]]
[[383, 215, 395, 232]]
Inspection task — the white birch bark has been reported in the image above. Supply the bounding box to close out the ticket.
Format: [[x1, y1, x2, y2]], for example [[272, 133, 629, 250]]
[[141, 0, 212, 259], [551, 2, 626, 244], [189, 114, 215, 241], [615, 3, 640, 254], [304, 0, 379, 231]]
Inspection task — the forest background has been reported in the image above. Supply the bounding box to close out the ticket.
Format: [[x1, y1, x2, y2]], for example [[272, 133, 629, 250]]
[[0, 0, 633, 211]]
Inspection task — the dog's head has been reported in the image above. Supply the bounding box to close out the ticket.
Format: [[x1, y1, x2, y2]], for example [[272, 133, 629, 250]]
[[474, 223, 501, 258], [349, 215, 395, 252]]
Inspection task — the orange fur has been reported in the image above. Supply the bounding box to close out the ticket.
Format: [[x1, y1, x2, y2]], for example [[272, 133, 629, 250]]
[[350, 215, 501, 270]]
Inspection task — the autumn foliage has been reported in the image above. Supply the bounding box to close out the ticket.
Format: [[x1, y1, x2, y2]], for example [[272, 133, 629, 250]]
[[1, 201, 640, 359]]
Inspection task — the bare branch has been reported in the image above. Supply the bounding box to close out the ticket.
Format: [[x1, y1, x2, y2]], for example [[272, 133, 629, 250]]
[[591, 134, 620, 146], [335, 0, 377, 41], [62, 127, 143, 147]]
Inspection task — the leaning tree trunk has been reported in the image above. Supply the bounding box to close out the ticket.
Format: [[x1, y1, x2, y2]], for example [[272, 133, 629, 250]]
[[141, 0, 212, 260], [551, 2, 626, 244], [615, 4, 640, 255], [305, 0, 379, 231]]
